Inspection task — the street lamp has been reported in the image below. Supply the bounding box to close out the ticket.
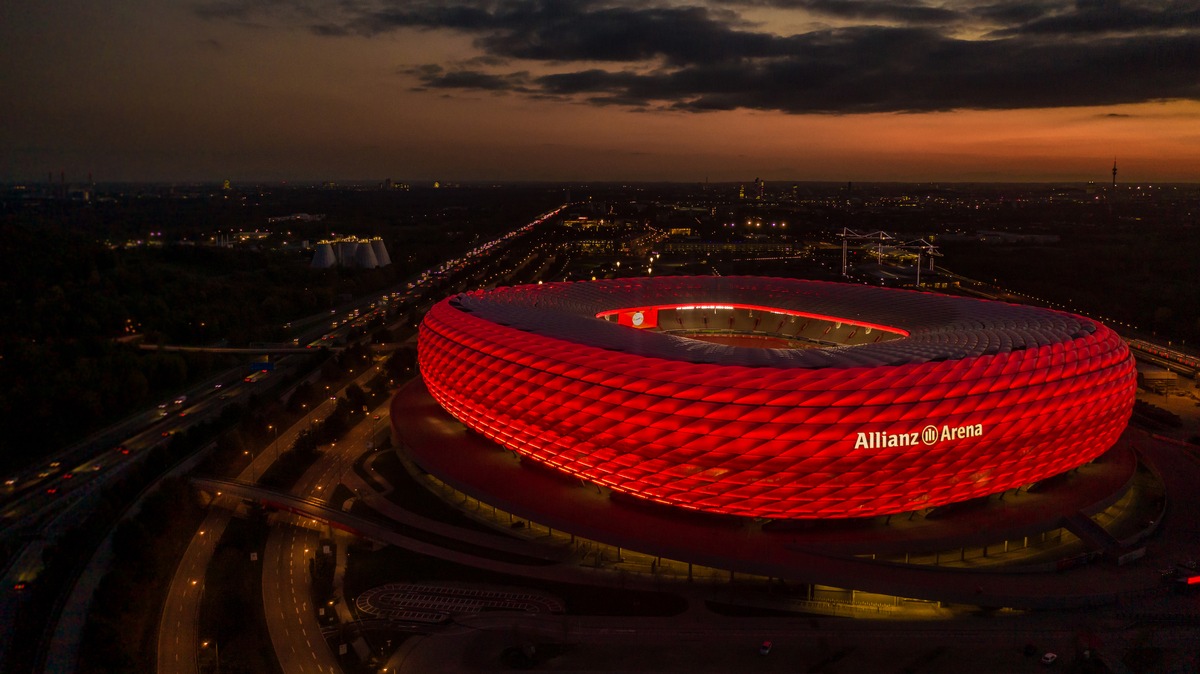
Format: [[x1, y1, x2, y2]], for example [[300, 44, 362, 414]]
[[268, 424, 279, 462], [201, 639, 219, 674]]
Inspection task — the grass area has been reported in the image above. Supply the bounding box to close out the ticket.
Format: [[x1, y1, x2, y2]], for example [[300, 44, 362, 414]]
[[197, 516, 280, 674], [344, 542, 687, 617]]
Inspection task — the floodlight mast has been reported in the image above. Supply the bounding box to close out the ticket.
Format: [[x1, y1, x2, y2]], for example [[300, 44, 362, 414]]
[[838, 229, 895, 277], [897, 239, 941, 287]]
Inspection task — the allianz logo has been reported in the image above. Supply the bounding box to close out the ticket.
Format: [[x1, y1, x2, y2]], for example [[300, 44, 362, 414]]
[[854, 423, 985, 450]]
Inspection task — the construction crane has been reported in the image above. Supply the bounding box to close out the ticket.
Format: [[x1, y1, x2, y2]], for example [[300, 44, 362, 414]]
[[838, 228, 895, 277]]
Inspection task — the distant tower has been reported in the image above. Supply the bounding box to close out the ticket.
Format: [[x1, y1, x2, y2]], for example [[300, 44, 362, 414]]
[[1112, 159, 1117, 188]]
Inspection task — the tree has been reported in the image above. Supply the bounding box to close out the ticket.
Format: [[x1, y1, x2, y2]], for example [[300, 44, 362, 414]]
[[291, 429, 319, 456], [344, 383, 368, 411]]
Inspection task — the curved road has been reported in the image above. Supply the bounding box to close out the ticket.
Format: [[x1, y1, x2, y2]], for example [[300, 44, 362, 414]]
[[157, 393, 342, 674]]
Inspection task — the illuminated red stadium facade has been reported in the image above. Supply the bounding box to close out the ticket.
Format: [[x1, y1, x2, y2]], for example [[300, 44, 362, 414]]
[[417, 277, 1136, 520]]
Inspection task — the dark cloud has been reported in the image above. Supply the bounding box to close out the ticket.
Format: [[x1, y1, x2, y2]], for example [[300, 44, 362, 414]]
[[970, 1, 1063, 26], [417, 69, 531, 92], [310, 23, 350, 36], [328, 2, 768, 66], [196, 0, 1200, 113], [194, 0, 323, 22], [988, 1, 1200, 36], [738, 0, 962, 25], [456, 54, 512, 68]]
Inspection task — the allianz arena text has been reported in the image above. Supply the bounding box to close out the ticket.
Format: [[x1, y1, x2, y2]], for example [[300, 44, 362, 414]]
[[417, 277, 1136, 519]]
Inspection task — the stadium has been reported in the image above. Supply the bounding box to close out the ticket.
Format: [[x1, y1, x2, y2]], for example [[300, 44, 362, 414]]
[[414, 276, 1137, 520]]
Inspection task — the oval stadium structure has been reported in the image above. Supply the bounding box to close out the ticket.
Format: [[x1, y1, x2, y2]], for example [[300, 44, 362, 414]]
[[417, 276, 1136, 520]]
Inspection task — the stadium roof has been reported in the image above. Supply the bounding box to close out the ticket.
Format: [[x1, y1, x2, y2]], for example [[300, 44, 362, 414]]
[[451, 276, 1097, 369]]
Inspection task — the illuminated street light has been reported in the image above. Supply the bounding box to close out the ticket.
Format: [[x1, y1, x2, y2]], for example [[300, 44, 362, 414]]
[[268, 424, 280, 465], [201, 639, 220, 674]]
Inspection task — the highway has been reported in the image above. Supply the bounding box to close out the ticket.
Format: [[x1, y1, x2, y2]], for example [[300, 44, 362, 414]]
[[0, 256, 417, 540], [0, 364, 278, 536]]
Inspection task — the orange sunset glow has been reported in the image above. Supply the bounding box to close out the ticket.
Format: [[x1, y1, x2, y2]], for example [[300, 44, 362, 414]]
[[2, 0, 1197, 182]]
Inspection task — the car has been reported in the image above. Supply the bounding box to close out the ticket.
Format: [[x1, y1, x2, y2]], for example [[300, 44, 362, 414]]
[[117, 446, 130, 455], [759, 641, 772, 656], [1041, 652, 1058, 665]]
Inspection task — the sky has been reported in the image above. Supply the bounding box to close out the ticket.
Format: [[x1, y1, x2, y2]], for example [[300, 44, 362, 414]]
[[2, 0, 1199, 183]]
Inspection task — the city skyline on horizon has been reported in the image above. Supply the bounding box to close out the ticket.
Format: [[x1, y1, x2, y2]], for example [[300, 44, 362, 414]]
[[16, 171, 1197, 189], [3, 0, 1198, 184]]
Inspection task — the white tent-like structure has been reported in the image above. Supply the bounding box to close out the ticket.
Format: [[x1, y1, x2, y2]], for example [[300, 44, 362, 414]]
[[370, 237, 392, 266], [335, 240, 359, 267], [311, 242, 337, 269], [312, 236, 392, 269], [355, 242, 380, 268]]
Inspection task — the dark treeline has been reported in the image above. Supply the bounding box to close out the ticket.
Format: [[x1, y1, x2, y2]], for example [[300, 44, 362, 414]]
[[943, 222, 1200, 344]]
